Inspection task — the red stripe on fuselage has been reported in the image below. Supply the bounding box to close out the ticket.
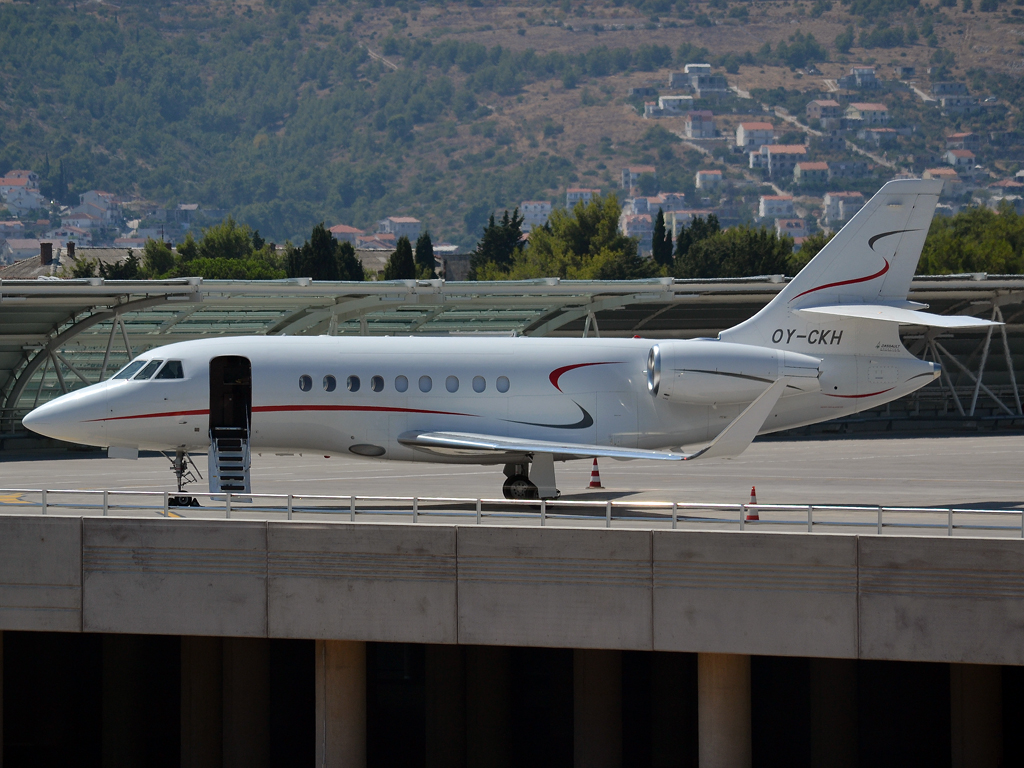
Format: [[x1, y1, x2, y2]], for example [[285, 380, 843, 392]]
[[87, 405, 477, 422], [549, 362, 622, 392], [790, 259, 890, 301]]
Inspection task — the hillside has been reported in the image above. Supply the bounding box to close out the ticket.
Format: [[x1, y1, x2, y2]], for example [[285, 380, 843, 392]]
[[0, 0, 1021, 246]]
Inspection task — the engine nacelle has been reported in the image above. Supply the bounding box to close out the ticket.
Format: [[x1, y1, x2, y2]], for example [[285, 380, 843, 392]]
[[646, 340, 821, 405]]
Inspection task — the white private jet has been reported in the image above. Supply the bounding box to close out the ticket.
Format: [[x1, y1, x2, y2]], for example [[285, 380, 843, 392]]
[[22, 180, 996, 500]]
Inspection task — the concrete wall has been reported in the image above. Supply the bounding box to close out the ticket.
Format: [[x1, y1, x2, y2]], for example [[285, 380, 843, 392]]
[[3, 515, 1024, 665]]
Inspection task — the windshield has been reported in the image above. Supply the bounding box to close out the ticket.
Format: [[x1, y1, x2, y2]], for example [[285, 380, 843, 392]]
[[112, 360, 146, 380], [155, 360, 184, 380], [133, 360, 164, 380]]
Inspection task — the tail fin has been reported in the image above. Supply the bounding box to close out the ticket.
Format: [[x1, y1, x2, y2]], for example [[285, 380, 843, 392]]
[[722, 179, 942, 349]]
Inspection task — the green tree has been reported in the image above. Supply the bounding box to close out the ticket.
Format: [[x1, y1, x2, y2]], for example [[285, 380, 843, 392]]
[[489, 194, 657, 280], [674, 226, 792, 278], [468, 210, 525, 279], [336, 241, 365, 282], [383, 236, 416, 280], [835, 25, 855, 54], [651, 209, 673, 268], [196, 217, 253, 261], [142, 238, 175, 277], [286, 223, 344, 281], [787, 230, 835, 274], [99, 251, 141, 280], [917, 204, 1024, 275], [674, 214, 721, 263], [415, 230, 437, 279], [69, 257, 97, 278]]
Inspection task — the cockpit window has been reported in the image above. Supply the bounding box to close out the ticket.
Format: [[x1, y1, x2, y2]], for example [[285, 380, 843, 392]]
[[112, 360, 146, 380], [155, 360, 184, 380], [133, 360, 164, 380]]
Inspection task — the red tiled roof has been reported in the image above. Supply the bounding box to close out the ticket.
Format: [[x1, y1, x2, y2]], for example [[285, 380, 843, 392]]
[[739, 122, 774, 130], [849, 103, 888, 111], [765, 145, 807, 154], [329, 224, 364, 234], [797, 162, 830, 170], [949, 149, 975, 158]]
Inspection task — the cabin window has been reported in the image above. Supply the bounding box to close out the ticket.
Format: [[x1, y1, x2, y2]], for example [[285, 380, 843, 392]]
[[113, 361, 146, 380], [155, 361, 184, 380], [371, 375, 384, 392], [446, 376, 459, 393], [299, 375, 312, 392], [395, 375, 408, 393], [134, 360, 164, 380], [419, 375, 432, 393], [347, 375, 360, 392], [324, 375, 337, 392], [472, 376, 486, 393], [496, 376, 510, 393]]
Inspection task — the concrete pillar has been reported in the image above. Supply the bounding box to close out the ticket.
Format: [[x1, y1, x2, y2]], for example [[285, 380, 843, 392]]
[[181, 636, 223, 768], [223, 637, 269, 768], [315, 640, 367, 768], [951, 664, 1003, 768], [574, 649, 622, 768], [697, 653, 751, 768], [810, 658, 857, 768], [465, 645, 513, 768], [425, 645, 465, 768]]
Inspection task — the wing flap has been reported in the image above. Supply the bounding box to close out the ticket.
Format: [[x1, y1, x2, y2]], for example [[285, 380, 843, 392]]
[[797, 304, 999, 328]]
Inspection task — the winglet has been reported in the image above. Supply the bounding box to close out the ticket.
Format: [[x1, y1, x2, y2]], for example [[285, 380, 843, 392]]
[[682, 377, 789, 461]]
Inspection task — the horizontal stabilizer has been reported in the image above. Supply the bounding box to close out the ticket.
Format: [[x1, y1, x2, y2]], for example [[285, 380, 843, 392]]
[[797, 304, 1000, 328]]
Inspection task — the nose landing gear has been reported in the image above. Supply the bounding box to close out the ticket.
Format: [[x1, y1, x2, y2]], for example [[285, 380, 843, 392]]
[[165, 448, 202, 507]]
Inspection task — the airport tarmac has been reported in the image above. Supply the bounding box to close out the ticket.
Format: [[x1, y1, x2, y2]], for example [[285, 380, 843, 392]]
[[1, 433, 1022, 524]]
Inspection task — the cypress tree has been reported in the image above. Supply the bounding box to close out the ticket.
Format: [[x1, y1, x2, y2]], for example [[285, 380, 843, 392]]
[[383, 236, 415, 280], [414, 231, 436, 279], [651, 209, 674, 267]]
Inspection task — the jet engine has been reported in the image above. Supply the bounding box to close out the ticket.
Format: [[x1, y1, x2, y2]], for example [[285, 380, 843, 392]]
[[646, 341, 820, 404]]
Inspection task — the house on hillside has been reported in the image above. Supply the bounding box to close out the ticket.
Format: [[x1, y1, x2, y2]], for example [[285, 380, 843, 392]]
[[0, 238, 43, 264], [765, 145, 807, 178], [329, 224, 364, 246], [621, 166, 656, 190], [794, 161, 829, 186], [378, 216, 421, 241], [691, 74, 729, 98], [695, 170, 722, 190], [520, 201, 552, 231], [923, 167, 962, 195], [845, 103, 889, 125], [567, 188, 600, 207], [629, 86, 658, 97], [758, 195, 794, 219], [945, 149, 975, 169], [659, 95, 695, 114], [685, 111, 716, 139], [823, 191, 865, 225], [945, 132, 980, 151], [827, 161, 869, 180], [775, 219, 807, 239], [838, 67, 878, 89], [619, 213, 654, 253], [806, 100, 842, 128], [858, 127, 897, 148], [931, 82, 968, 97], [735, 122, 774, 150], [940, 96, 980, 115], [895, 65, 916, 79]]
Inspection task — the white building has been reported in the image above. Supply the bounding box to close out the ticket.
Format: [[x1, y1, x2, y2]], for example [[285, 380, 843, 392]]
[[695, 170, 722, 190], [520, 201, 552, 231], [619, 213, 654, 254], [658, 95, 694, 114], [735, 122, 775, 150], [823, 192, 865, 225], [685, 111, 716, 139], [566, 188, 600, 207], [621, 166, 656, 190], [378, 216, 422, 241], [775, 218, 807, 239], [759, 195, 795, 219]]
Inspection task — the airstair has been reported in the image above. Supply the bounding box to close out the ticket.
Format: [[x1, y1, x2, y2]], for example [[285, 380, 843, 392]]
[[208, 426, 251, 495]]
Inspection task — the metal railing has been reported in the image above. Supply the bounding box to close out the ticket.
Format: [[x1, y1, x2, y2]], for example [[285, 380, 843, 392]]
[[1, 488, 1023, 537]]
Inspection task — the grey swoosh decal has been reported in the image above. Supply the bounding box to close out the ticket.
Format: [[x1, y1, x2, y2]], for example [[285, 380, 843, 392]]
[[504, 401, 594, 430], [868, 229, 920, 251]]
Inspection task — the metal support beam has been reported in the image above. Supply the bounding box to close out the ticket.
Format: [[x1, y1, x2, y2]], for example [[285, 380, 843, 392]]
[[996, 307, 1022, 415], [100, 315, 119, 382], [54, 351, 91, 386], [934, 340, 1015, 417], [969, 313, 996, 416], [48, 351, 68, 395]]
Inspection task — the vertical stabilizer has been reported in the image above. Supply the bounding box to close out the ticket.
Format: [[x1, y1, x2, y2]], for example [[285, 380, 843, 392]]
[[721, 179, 942, 350]]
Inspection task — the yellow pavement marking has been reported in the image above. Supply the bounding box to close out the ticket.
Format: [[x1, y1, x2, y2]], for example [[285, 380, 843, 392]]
[[0, 493, 28, 504]]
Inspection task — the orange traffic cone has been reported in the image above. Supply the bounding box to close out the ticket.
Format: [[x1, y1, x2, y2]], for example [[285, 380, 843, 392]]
[[589, 458, 603, 489], [745, 485, 759, 521]]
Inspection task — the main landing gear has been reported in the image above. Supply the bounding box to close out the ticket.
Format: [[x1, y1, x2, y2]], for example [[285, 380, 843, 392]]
[[165, 448, 202, 507], [501, 456, 560, 501]]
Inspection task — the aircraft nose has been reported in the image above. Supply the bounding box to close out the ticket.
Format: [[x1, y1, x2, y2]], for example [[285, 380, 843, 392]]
[[22, 385, 109, 446]]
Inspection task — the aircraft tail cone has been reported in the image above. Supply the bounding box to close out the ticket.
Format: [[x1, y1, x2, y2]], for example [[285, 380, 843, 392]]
[[746, 486, 759, 521], [589, 458, 603, 489]]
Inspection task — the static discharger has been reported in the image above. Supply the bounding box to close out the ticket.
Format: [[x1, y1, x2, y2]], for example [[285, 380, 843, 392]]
[[589, 458, 603, 489], [746, 486, 759, 521]]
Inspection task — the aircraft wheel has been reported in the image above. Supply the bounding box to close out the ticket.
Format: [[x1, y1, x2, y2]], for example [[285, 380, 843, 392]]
[[502, 474, 538, 500]]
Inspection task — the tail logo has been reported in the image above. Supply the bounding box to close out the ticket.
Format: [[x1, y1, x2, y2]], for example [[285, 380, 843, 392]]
[[790, 258, 890, 302], [868, 228, 920, 251]]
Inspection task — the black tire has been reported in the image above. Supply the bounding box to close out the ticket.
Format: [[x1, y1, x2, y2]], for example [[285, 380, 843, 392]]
[[502, 474, 538, 500]]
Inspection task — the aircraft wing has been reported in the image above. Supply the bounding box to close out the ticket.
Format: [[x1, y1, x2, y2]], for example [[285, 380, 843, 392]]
[[398, 378, 790, 463], [796, 304, 1000, 328]]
